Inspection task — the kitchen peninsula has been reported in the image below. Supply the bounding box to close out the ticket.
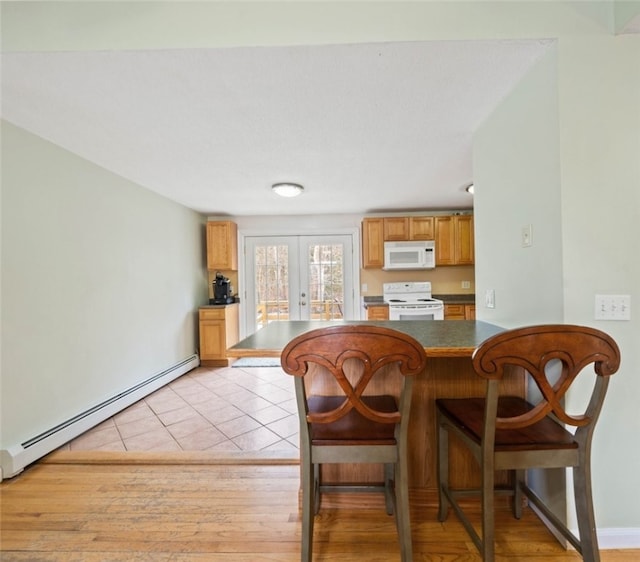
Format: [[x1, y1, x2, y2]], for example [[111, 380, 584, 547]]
[[227, 320, 525, 497]]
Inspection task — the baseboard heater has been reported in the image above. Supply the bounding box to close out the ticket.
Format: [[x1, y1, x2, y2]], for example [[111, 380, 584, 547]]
[[0, 354, 200, 480]]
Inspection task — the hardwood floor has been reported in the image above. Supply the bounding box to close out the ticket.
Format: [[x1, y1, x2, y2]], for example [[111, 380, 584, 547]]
[[2, 459, 638, 561]]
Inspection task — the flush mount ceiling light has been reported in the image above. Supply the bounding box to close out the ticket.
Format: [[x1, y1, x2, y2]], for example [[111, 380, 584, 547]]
[[272, 182, 304, 197], [466, 183, 475, 195]]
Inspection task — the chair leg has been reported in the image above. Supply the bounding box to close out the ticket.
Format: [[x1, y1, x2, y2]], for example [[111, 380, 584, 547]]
[[481, 461, 496, 562], [573, 462, 601, 562], [395, 458, 413, 562], [384, 463, 394, 515], [300, 456, 315, 562], [313, 463, 321, 515], [513, 469, 525, 519], [437, 416, 450, 522]]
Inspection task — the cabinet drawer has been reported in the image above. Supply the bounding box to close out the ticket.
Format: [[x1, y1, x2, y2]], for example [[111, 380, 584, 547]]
[[367, 306, 389, 321], [444, 304, 466, 320], [199, 308, 225, 320]]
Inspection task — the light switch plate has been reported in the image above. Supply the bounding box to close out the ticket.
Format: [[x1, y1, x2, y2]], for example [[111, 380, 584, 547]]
[[485, 289, 495, 309], [595, 294, 631, 320], [522, 224, 533, 247]]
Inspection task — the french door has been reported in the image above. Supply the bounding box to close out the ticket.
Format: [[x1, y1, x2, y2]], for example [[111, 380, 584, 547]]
[[244, 235, 355, 335]]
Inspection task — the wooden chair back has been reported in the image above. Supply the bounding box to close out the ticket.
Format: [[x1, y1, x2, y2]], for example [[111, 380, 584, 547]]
[[281, 324, 427, 428], [472, 324, 621, 443]]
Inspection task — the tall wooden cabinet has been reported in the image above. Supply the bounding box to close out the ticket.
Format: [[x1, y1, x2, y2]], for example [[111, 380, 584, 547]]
[[199, 304, 240, 367], [206, 221, 238, 271]]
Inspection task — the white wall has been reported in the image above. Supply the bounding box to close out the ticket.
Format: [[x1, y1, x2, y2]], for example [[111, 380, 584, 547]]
[[472, 45, 570, 526], [1, 122, 208, 467], [473, 33, 640, 543], [556, 34, 640, 533], [473, 46, 564, 327]]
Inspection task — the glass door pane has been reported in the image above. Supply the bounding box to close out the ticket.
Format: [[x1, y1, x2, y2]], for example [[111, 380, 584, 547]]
[[244, 234, 354, 335], [301, 238, 350, 321], [247, 237, 300, 332]]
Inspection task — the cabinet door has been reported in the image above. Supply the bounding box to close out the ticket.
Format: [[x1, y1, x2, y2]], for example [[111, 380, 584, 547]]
[[199, 314, 226, 360], [455, 215, 475, 265], [383, 217, 409, 240], [435, 216, 455, 265], [409, 216, 434, 240], [206, 221, 238, 271], [362, 218, 384, 268], [224, 304, 240, 349], [444, 304, 465, 320], [464, 305, 476, 320], [435, 215, 474, 265], [367, 306, 389, 320]]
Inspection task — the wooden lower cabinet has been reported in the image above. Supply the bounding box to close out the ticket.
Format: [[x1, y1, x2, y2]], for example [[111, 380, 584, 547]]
[[366, 305, 389, 320], [199, 304, 239, 366], [444, 303, 476, 320]]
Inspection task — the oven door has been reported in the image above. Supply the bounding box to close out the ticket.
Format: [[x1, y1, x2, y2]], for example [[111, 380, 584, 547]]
[[388, 305, 444, 321]]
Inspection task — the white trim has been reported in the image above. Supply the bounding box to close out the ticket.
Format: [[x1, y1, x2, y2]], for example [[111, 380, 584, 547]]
[[0, 355, 199, 480], [530, 501, 640, 550], [595, 528, 640, 550]]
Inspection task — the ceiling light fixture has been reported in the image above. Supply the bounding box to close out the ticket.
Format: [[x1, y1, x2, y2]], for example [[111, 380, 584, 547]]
[[272, 182, 304, 197], [466, 183, 475, 195]]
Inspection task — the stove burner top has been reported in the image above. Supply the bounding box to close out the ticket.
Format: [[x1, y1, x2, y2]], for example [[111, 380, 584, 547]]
[[382, 281, 444, 307]]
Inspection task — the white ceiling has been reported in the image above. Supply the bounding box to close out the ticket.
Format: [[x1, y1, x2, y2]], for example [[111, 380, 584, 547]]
[[2, 39, 556, 216]]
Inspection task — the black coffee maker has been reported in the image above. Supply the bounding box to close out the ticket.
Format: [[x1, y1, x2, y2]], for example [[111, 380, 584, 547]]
[[212, 272, 234, 304]]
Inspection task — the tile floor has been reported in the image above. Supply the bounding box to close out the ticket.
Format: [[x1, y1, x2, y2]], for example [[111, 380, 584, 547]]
[[60, 365, 300, 454]]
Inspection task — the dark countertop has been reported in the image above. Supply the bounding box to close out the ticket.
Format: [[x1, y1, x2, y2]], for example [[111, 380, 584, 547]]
[[200, 301, 240, 309], [435, 294, 476, 305], [227, 319, 503, 359]]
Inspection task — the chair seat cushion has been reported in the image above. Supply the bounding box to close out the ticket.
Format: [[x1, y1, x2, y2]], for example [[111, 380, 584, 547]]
[[436, 396, 578, 451], [308, 395, 398, 446]]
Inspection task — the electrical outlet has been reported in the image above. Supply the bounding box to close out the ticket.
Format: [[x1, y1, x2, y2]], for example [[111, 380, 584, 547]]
[[461, 281, 471, 289], [595, 294, 631, 320], [361, 283, 368, 293]]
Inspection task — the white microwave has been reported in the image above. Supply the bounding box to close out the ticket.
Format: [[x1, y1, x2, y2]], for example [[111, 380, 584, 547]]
[[383, 240, 435, 270]]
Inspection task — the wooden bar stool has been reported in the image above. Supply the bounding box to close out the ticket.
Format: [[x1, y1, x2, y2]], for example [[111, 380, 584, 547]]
[[436, 324, 620, 562], [281, 324, 427, 562]]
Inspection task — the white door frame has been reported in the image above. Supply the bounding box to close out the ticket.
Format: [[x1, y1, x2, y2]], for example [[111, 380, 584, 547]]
[[238, 227, 361, 339]]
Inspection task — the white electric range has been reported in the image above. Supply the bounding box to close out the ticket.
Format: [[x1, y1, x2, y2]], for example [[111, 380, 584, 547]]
[[383, 281, 444, 321]]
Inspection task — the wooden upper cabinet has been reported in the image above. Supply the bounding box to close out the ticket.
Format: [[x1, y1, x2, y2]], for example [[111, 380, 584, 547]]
[[383, 217, 410, 241], [206, 221, 238, 271], [362, 218, 384, 268], [409, 216, 435, 240], [455, 215, 475, 265], [435, 216, 455, 265], [435, 215, 474, 266], [361, 214, 473, 268]]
